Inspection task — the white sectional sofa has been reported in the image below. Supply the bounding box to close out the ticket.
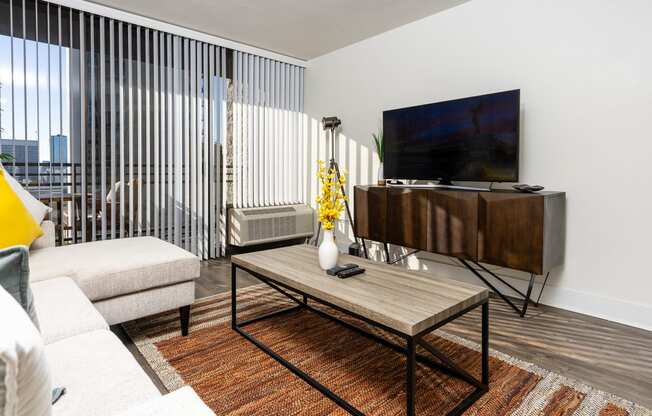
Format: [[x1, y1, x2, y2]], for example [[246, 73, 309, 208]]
[[0, 220, 215, 415]]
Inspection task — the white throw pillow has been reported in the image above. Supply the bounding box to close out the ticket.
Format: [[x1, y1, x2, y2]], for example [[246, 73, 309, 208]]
[[0, 287, 52, 416], [0, 167, 51, 225]]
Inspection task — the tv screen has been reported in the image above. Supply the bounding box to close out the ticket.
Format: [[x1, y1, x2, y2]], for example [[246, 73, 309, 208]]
[[383, 90, 520, 182]]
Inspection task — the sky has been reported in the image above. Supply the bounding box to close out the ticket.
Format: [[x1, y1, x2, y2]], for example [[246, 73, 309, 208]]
[[0, 34, 70, 162]]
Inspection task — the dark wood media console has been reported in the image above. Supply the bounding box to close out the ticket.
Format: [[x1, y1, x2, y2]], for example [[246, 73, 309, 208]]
[[354, 185, 566, 316]]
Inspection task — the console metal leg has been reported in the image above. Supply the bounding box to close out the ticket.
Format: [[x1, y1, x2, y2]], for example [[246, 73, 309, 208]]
[[231, 264, 237, 329], [535, 272, 551, 306], [384, 243, 391, 264], [360, 238, 369, 259], [482, 301, 489, 385], [406, 337, 416, 416], [459, 259, 544, 318], [473, 261, 538, 308], [459, 258, 522, 314], [520, 274, 536, 317]]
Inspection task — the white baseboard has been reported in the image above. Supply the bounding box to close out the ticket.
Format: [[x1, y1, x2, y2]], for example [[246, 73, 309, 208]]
[[351, 241, 652, 332], [526, 283, 652, 332]]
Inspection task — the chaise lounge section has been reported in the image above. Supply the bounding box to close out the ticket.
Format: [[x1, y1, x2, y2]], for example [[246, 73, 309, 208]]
[[29, 221, 199, 334]]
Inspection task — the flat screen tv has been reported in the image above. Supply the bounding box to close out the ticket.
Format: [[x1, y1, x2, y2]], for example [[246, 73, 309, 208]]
[[383, 89, 520, 183]]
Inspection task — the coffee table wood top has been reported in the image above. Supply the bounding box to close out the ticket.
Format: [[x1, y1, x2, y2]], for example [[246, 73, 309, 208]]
[[232, 245, 488, 336]]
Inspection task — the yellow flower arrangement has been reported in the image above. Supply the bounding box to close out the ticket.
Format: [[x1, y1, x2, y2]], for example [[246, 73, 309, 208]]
[[316, 160, 347, 231]]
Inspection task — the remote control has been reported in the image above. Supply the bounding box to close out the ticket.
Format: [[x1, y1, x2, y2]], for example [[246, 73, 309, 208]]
[[326, 263, 358, 276], [337, 267, 365, 279], [513, 184, 544, 193]]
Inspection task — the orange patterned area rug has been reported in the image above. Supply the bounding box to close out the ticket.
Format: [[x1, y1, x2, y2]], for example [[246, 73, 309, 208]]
[[124, 285, 650, 415]]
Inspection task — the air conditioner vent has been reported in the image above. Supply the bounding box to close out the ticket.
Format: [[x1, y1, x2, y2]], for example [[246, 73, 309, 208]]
[[241, 207, 295, 216], [229, 204, 314, 247], [248, 216, 296, 240]]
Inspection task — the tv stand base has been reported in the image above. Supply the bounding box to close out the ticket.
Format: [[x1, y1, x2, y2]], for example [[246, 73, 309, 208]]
[[373, 244, 551, 317], [458, 259, 550, 317]]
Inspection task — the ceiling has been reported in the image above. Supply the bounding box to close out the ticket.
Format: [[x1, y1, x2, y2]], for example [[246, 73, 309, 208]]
[[87, 0, 468, 60]]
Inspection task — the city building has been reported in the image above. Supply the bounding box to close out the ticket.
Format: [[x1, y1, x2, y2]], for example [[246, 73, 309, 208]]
[[0, 138, 40, 183], [49, 134, 69, 164]]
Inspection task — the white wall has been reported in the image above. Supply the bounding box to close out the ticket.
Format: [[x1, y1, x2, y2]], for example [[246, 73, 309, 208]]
[[304, 0, 652, 330]]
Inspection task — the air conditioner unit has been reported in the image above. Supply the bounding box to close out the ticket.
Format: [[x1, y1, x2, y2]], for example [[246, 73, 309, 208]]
[[229, 204, 314, 247]]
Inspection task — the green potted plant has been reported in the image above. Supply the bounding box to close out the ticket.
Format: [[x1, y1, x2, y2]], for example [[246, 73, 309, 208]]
[[372, 129, 384, 185], [0, 153, 14, 163]]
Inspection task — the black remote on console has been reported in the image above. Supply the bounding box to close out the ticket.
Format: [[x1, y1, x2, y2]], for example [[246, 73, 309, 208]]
[[326, 263, 358, 276], [337, 267, 365, 279]]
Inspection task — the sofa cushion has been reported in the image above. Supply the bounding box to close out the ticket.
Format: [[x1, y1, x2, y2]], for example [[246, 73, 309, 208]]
[[45, 330, 160, 416], [0, 286, 52, 416], [29, 237, 200, 302], [31, 277, 108, 344], [0, 246, 39, 328]]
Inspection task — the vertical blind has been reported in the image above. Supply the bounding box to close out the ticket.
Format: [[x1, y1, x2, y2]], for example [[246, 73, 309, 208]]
[[80, 8, 228, 260], [0, 0, 230, 259], [231, 51, 306, 208]]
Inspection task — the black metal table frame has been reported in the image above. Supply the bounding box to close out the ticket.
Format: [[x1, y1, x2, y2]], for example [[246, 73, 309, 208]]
[[231, 263, 490, 416]]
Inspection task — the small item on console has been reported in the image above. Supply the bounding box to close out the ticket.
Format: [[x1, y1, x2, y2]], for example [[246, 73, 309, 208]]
[[513, 184, 545, 193], [348, 242, 362, 257]]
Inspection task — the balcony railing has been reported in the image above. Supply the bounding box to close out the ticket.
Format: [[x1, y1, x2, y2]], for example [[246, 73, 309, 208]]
[[6, 161, 232, 245]]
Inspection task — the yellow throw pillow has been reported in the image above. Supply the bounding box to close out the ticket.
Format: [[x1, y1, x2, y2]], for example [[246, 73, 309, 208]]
[[0, 169, 44, 249]]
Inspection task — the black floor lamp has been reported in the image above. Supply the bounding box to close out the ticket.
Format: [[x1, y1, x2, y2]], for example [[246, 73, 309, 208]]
[[312, 116, 368, 258]]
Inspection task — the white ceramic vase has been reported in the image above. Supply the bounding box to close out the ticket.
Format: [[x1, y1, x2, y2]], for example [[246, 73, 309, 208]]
[[378, 162, 384, 180], [318, 229, 339, 270]]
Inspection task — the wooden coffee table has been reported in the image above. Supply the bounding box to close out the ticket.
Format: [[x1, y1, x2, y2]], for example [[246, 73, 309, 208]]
[[231, 245, 490, 416]]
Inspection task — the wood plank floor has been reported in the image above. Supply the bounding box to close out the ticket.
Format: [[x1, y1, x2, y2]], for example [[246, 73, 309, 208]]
[[197, 257, 652, 408]]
